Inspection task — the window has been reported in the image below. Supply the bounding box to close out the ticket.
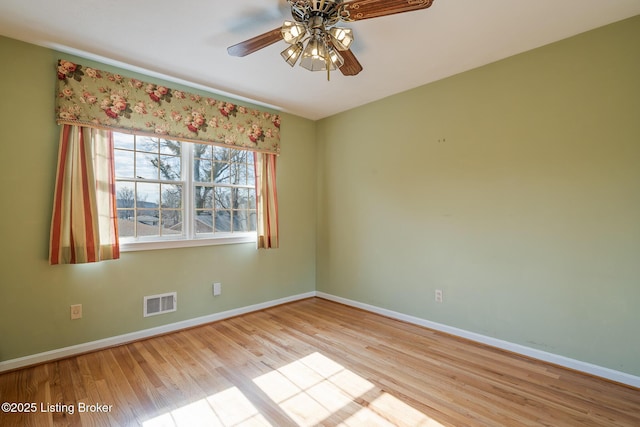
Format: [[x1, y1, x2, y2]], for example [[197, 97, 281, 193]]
[[114, 132, 256, 250], [193, 144, 257, 234]]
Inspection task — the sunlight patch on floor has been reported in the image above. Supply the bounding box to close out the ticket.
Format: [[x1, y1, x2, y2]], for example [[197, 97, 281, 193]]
[[142, 352, 444, 426], [142, 386, 270, 427], [253, 352, 445, 427], [363, 393, 446, 427]]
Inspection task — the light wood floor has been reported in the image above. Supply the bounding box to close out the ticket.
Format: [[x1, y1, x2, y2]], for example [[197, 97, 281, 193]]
[[1, 297, 638, 426]]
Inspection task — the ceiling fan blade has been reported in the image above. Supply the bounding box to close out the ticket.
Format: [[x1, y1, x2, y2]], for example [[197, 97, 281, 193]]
[[339, 49, 363, 76], [227, 27, 283, 57], [340, 0, 435, 21]]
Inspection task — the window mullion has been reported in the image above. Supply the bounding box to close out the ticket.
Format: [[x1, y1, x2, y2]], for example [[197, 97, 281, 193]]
[[184, 142, 194, 240]]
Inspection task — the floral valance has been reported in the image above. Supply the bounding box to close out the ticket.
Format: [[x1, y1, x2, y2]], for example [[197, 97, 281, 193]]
[[55, 60, 281, 154]]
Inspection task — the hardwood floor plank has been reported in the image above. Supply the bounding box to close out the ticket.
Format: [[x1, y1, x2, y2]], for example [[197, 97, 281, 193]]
[[1, 297, 638, 426], [49, 359, 81, 426]]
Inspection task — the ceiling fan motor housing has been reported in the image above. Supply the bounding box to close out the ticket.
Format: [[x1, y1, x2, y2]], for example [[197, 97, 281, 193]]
[[289, 0, 343, 27]]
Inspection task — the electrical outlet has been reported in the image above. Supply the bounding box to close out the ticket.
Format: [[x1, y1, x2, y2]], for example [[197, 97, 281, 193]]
[[435, 289, 443, 303], [70, 304, 82, 320], [213, 282, 222, 296]]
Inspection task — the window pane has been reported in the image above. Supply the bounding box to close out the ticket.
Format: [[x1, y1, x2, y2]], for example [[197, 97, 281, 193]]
[[118, 210, 135, 237], [249, 212, 257, 231], [247, 163, 255, 185], [233, 210, 248, 232], [161, 184, 182, 209], [137, 210, 160, 236], [116, 182, 135, 209], [213, 162, 230, 184], [114, 149, 135, 178], [235, 188, 249, 209], [195, 211, 213, 234], [194, 159, 212, 182], [213, 146, 229, 161], [114, 132, 134, 150], [230, 163, 243, 185], [136, 152, 159, 179], [137, 182, 160, 207], [214, 187, 231, 209], [137, 136, 158, 153], [240, 163, 249, 185], [231, 149, 247, 162], [161, 211, 182, 235], [248, 189, 256, 209], [195, 186, 213, 209], [215, 211, 231, 232], [194, 144, 212, 159], [159, 155, 181, 180], [160, 139, 181, 156]]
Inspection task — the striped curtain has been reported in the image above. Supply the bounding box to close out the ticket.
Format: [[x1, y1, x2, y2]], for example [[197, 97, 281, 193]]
[[49, 125, 120, 264], [254, 152, 279, 249]]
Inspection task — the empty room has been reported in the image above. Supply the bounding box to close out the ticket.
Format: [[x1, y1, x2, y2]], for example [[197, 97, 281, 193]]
[[1, 1, 639, 426]]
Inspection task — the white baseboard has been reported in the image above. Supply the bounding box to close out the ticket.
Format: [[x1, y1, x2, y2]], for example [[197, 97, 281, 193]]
[[0, 292, 316, 373], [316, 292, 640, 389], [3, 290, 639, 389]]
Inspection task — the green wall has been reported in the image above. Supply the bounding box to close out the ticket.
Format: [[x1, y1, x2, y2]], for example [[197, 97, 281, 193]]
[[316, 16, 640, 375], [1, 16, 639, 378], [0, 36, 317, 362]]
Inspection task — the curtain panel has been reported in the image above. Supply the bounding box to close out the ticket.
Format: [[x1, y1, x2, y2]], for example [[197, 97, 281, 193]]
[[50, 125, 120, 264], [254, 153, 279, 249], [55, 60, 281, 154]]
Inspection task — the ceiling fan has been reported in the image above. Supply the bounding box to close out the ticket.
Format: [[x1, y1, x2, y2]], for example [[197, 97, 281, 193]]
[[228, 0, 435, 80]]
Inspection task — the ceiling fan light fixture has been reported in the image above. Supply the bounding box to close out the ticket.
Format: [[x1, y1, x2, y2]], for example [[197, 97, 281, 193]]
[[328, 46, 344, 69], [280, 42, 304, 67], [281, 21, 307, 44], [299, 35, 330, 71], [328, 27, 353, 51]]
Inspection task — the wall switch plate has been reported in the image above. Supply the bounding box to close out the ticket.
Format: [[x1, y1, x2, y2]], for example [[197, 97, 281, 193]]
[[435, 290, 443, 303], [213, 282, 222, 296], [70, 304, 82, 319]]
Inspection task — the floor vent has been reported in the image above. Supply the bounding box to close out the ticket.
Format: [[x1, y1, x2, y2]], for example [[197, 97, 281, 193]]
[[144, 292, 177, 317]]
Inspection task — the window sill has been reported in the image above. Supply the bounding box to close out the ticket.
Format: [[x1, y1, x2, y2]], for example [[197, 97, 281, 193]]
[[119, 234, 257, 252]]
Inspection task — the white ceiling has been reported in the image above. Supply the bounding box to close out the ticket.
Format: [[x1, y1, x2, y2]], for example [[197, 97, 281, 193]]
[[1, 0, 639, 120]]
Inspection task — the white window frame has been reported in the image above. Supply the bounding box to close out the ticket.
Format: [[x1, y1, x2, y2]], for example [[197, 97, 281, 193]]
[[115, 133, 257, 252]]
